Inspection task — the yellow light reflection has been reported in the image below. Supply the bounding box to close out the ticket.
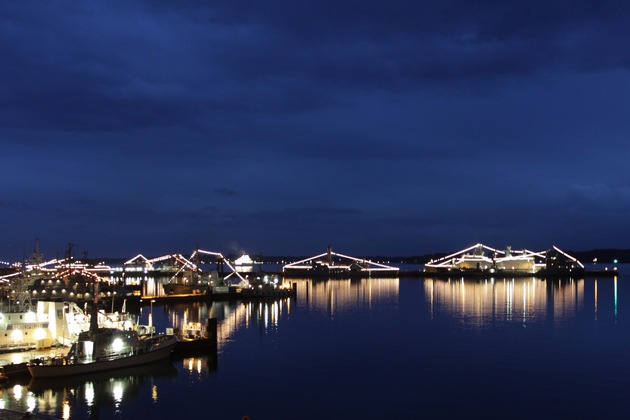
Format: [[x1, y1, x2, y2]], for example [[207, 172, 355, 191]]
[[163, 278, 393, 352], [113, 383, 123, 403], [424, 277, 585, 328], [63, 401, 71, 420], [26, 395, 36, 413], [151, 385, 158, 402], [263, 303, 268, 328], [12, 385, 22, 401], [85, 382, 95, 406], [614, 277, 618, 317]]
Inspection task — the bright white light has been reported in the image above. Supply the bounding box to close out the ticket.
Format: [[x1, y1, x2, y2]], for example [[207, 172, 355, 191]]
[[112, 338, 123, 352], [25, 311, 36, 322], [34, 328, 47, 340], [11, 329, 23, 342]]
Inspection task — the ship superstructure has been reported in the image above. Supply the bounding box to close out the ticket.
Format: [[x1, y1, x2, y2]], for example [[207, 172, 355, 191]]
[[424, 243, 584, 278], [283, 246, 399, 278]]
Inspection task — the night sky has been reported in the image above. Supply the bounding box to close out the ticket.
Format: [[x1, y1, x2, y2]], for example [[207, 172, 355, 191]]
[[2, 1, 630, 261]]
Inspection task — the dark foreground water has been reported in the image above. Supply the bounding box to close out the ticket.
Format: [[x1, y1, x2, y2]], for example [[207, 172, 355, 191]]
[[2, 265, 629, 419]]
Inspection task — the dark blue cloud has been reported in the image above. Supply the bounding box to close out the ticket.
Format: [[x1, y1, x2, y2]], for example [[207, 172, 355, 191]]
[[214, 188, 236, 197], [2, 1, 630, 260]]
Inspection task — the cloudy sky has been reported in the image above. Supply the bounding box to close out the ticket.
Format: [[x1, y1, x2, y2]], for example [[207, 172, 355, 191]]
[[2, 1, 630, 260]]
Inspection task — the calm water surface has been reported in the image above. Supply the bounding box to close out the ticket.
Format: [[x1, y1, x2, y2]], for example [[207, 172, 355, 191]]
[[1, 265, 629, 419]]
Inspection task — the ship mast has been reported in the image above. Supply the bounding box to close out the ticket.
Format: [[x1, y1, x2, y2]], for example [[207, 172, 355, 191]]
[[13, 268, 32, 312]]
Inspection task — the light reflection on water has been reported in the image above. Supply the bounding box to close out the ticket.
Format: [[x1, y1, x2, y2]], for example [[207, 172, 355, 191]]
[[0, 269, 626, 419], [424, 277, 586, 328], [161, 299, 291, 350], [290, 278, 400, 318], [6, 361, 179, 419]]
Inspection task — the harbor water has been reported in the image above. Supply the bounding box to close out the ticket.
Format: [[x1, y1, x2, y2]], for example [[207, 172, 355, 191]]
[[1, 264, 628, 419]]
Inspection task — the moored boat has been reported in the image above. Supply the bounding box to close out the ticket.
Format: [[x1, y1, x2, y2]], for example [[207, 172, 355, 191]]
[[423, 243, 585, 278], [282, 246, 400, 278], [163, 281, 210, 295], [233, 254, 262, 273], [172, 320, 216, 357], [27, 325, 178, 378]]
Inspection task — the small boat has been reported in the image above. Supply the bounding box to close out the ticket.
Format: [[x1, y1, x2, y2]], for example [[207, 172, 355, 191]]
[[172, 321, 216, 357], [162, 267, 213, 295], [27, 326, 178, 379]]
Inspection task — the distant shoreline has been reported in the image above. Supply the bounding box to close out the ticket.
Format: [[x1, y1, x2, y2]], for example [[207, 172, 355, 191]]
[[85, 249, 628, 266]]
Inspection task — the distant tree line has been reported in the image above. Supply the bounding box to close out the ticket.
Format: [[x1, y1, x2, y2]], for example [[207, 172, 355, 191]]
[[258, 250, 627, 265], [18, 248, 629, 268], [568, 249, 628, 265]]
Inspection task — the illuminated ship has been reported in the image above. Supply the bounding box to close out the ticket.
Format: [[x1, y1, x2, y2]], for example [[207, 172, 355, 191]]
[[233, 254, 262, 273], [0, 303, 51, 352], [161, 249, 249, 295], [1, 255, 142, 353], [282, 246, 399, 278], [0, 274, 56, 352], [0, 296, 141, 353], [27, 304, 178, 379], [162, 270, 213, 295], [423, 243, 585, 278]]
